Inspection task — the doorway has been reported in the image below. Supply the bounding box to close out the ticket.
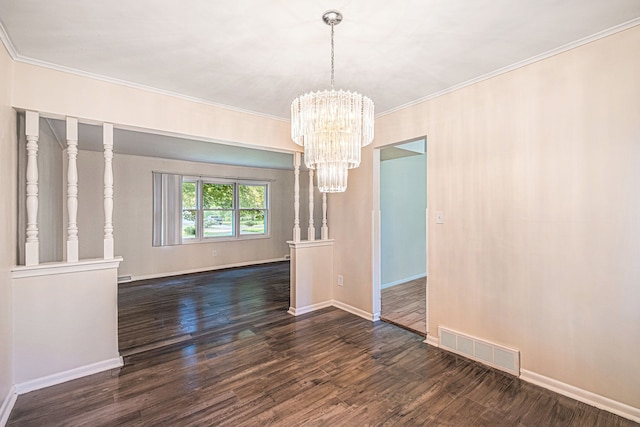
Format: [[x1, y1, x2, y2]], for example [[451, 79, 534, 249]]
[[374, 138, 427, 336]]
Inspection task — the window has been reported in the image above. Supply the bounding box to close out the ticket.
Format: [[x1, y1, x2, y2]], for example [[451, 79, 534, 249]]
[[181, 180, 198, 239], [239, 184, 267, 235], [181, 178, 269, 242], [202, 182, 234, 238]]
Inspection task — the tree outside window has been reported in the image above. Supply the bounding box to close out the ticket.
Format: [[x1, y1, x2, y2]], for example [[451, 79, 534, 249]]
[[182, 178, 269, 241]]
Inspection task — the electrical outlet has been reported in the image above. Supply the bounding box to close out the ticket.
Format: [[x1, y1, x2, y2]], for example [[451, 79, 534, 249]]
[[212, 249, 218, 257], [337, 274, 344, 287]]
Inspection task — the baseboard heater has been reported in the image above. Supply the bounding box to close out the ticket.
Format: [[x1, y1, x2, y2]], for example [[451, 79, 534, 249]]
[[438, 326, 520, 376]]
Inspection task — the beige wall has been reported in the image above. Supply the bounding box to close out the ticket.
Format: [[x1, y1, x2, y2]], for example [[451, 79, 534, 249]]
[[11, 61, 296, 154], [0, 42, 16, 412], [13, 266, 120, 384], [76, 151, 307, 279], [329, 149, 375, 313], [336, 26, 640, 408]]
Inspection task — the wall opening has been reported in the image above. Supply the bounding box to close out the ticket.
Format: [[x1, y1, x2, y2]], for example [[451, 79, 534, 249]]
[[373, 137, 427, 336]]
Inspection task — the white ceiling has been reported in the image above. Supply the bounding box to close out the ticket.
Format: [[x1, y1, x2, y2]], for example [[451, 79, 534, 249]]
[[2, 1, 640, 166]]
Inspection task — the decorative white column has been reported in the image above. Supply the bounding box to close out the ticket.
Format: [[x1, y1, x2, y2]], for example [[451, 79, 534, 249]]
[[321, 192, 329, 240], [65, 117, 79, 262], [25, 111, 40, 266], [103, 123, 114, 259], [307, 169, 315, 241], [293, 152, 301, 242]]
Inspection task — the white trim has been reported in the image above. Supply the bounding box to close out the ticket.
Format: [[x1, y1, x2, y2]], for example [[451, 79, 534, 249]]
[[15, 357, 123, 395], [287, 301, 332, 316], [424, 334, 439, 348], [0, 22, 17, 60], [126, 257, 287, 283], [287, 239, 334, 249], [286, 299, 377, 322], [425, 207, 429, 334], [331, 300, 377, 321], [520, 369, 640, 423], [378, 17, 640, 118], [381, 273, 427, 290], [0, 386, 17, 427], [11, 257, 122, 279]]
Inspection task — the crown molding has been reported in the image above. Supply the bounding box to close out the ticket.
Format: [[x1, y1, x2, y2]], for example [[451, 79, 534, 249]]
[[0, 20, 288, 123], [0, 20, 18, 60], [377, 17, 640, 118], [16, 55, 289, 122]]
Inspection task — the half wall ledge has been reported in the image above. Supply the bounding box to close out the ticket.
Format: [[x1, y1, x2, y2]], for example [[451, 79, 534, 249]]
[[11, 256, 123, 278]]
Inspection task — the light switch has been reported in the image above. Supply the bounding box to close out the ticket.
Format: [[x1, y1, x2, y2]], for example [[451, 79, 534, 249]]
[[436, 211, 444, 224]]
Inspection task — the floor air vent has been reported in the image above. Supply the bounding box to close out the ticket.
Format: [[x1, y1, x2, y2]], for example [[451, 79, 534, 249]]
[[117, 275, 132, 283], [438, 326, 520, 376]]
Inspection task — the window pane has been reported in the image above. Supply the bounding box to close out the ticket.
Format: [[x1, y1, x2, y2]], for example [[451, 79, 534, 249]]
[[182, 181, 197, 209], [203, 183, 233, 209], [204, 210, 234, 238], [182, 210, 197, 238], [239, 185, 266, 209], [240, 209, 266, 235]]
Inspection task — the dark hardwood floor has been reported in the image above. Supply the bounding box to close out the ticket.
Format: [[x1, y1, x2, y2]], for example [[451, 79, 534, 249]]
[[8, 262, 637, 426], [381, 277, 427, 336]]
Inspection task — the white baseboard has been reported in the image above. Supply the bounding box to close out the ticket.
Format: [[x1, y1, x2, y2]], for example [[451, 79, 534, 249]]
[[331, 300, 377, 321], [424, 334, 439, 347], [123, 258, 287, 283], [381, 273, 427, 290], [287, 301, 332, 316], [15, 357, 123, 395], [287, 300, 376, 322], [520, 369, 640, 424], [0, 386, 17, 427]]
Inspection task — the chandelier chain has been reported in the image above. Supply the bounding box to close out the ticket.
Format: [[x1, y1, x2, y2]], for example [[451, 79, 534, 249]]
[[330, 23, 335, 89]]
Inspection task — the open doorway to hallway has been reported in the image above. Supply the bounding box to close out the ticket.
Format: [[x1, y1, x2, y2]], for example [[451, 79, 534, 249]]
[[377, 138, 427, 336]]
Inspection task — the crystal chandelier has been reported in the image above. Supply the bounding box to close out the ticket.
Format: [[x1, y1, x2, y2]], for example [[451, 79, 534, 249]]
[[291, 10, 374, 193]]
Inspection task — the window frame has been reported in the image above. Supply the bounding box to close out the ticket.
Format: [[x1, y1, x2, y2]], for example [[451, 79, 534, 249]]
[[181, 176, 270, 243], [238, 182, 269, 237]]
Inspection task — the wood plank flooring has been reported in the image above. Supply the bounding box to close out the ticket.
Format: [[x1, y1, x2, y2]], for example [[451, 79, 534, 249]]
[[8, 262, 638, 426], [381, 277, 427, 336]]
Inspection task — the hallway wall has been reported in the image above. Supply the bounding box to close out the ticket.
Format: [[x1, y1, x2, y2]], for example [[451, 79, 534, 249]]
[[380, 153, 426, 287]]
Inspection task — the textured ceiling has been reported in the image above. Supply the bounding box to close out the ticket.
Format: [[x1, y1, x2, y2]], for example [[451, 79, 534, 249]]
[[2, 0, 639, 120], [2, 1, 639, 168]]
